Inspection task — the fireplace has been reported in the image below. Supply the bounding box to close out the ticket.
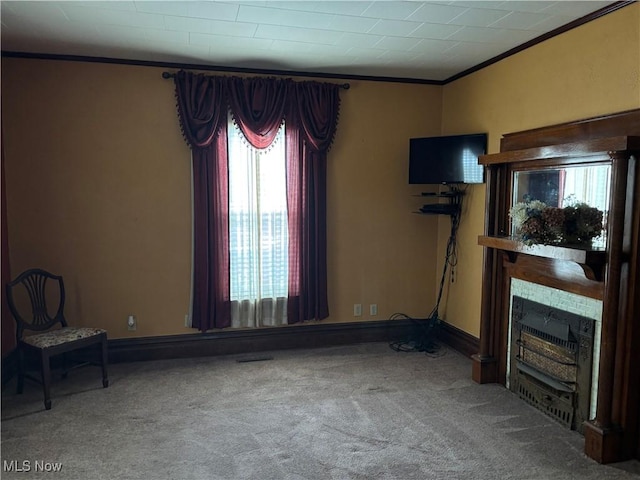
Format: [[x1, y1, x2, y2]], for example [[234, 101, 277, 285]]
[[508, 294, 595, 431], [471, 109, 640, 464]]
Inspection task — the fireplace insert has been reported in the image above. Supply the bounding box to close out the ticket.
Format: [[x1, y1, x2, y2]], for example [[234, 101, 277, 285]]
[[510, 296, 594, 431]]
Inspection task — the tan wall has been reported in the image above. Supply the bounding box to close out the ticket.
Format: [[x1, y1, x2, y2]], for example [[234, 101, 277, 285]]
[[439, 3, 640, 337], [328, 80, 443, 326], [1, 58, 443, 339]]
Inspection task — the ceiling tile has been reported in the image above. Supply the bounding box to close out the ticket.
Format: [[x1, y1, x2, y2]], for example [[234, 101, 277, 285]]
[[524, 15, 574, 32], [304, 1, 374, 16], [190, 32, 272, 50], [237, 4, 333, 29], [186, 2, 241, 21], [269, 40, 313, 54], [326, 14, 380, 34], [60, 4, 165, 29], [538, 1, 612, 16], [407, 3, 469, 23], [450, 7, 511, 27], [411, 38, 460, 54], [374, 36, 423, 51], [333, 32, 385, 49], [446, 24, 539, 44], [367, 19, 423, 36], [489, 11, 550, 29], [447, 25, 503, 43], [133, 1, 186, 16], [207, 19, 258, 37], [2, 2, 69, 24], [498, 1, 555, 13], [164, 15, 213, 34], [490, 28, 540, 44], [376, 49, 422, 62], [46, 25, 104, 45], [251, 1, 318, 12], [143, 28, 189, 45], [94, 25, 148, 42], [444, 40, 512, 60], [254, 24, 340, 45], [408, 22, 463, 40], [452, 1, 506, 9], [75, 2, 137, 12], [307, 43, 353, 56], [344, 46, 386, 58], [360, 1, 424, 21], [331, 55, 377, 66], [207, 44, 267, 60]]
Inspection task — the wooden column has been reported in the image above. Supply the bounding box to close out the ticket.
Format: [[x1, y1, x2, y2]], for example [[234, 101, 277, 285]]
[[472, 164, 502, 383], [583, 152, 631, 463]]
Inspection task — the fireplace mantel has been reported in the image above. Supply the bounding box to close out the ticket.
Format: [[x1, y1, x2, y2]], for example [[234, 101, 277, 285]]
[[477, 235, 607, 281], [472, 109, 640, 464]]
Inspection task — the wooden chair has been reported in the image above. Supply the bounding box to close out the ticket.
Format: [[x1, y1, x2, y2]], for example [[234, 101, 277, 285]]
[[6, 268, 109, 410]]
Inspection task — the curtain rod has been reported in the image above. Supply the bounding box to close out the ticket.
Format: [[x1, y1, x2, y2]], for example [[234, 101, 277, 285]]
[[161, 71, 350, 89]]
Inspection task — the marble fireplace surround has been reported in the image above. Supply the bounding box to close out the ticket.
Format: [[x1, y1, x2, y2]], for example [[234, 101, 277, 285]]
[[471, 109, 640, 464]]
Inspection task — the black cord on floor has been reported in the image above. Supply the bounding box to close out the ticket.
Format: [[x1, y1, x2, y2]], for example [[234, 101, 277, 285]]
[[389, 185, 465, 356], [388, 313, 442, 355]]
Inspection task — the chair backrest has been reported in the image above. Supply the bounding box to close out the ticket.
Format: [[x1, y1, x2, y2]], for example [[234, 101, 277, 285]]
[[6, 269, 68, 341]]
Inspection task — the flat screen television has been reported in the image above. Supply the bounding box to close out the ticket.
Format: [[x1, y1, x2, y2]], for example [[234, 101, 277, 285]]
[[409, 133, 487, 184]]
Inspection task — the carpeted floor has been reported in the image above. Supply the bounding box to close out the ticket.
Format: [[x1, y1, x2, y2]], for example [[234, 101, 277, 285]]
[[2, 342, 639, 480]]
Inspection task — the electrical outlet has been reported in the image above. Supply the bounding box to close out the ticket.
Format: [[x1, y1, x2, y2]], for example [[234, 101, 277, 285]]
[[127, 315, 137, 331], [354, 304, 362, 316], [370, 304, 378, 316]]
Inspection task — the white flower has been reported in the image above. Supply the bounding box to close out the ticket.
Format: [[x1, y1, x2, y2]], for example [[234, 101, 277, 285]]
[[509, 200, 547, 230]]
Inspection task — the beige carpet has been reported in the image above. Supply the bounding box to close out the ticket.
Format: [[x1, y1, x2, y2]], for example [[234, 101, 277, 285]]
[[2, 342, 639, 479]]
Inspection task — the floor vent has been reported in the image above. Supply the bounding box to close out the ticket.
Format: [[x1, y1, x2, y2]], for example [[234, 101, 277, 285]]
[[236, 356, 274, 363]]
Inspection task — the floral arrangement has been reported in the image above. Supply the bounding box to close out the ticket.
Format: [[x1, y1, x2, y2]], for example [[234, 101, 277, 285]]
[[509, 198, 604, 246]]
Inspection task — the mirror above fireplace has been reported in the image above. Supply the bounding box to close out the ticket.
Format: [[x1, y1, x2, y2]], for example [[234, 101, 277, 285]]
[[512, 164, 611, 211], [511, 164, 611, 248]]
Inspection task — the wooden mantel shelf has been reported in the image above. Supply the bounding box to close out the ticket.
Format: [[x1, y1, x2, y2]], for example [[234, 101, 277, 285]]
[[478, 235, 607, 281]]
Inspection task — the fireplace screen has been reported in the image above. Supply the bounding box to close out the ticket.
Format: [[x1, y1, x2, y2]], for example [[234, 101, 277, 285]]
[[510, 296, 594, 431]]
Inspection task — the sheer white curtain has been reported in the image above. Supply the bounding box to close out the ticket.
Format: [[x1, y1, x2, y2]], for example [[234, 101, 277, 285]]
[[561, 164, 611, 247], [228, 115, 288, 328], [561, 165, 611, 212]]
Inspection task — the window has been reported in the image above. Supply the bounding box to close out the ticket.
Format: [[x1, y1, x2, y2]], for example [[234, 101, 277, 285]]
[[175, 72, 338, 331], [227, 115, 288, 326]]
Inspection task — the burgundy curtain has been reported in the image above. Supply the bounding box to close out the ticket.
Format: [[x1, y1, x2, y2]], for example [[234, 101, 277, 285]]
[[174, 71, 340, 330], [175, 71, 231, 330], [286, 81, 341, 323], [227, 77, 289, 149]]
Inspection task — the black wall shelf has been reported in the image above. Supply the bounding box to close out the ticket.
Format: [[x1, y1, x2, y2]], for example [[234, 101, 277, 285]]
[[413, 189, 464, 216]]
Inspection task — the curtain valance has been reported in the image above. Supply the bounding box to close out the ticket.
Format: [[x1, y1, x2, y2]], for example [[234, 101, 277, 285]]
[[289, 81, 340, 153], [174, 70, 341, 152], [175, 72, 226, 149]]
